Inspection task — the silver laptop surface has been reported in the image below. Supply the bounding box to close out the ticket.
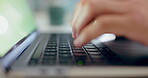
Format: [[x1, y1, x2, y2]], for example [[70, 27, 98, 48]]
[[1, 0, 148, 78]]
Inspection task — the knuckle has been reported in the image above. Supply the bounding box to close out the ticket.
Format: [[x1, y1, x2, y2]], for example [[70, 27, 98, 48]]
[[79, 0, 95, 15], [80, 0, 89, 5], [80, 0, 93, 8]]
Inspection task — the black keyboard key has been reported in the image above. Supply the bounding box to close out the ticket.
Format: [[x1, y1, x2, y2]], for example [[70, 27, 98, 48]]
[[59, 48, 71, 51], [59, 46, 70, 48], [59, 51, 71, 54], [59, 54, 72, 58], [88, 52, 101, 55], [44, 52, 57, 56], [73, 50, 85, 53], [45, 49, 57, 52], [72, 47, 84, 50], [46, 47, 57, 49], [85, 43, 94, 46], [85, 49, 98, 52], [59, 43, 68, 45], [48, 42, 57, 44], [84, 46, 96, 49], [74, 53, 86, 56], [47, 44, 57, 47]]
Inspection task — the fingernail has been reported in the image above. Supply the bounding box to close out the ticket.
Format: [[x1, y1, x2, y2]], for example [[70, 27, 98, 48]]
[[74, 35, 85, 47], [72, 32, 76, 39], [72, 28, 76, 39]]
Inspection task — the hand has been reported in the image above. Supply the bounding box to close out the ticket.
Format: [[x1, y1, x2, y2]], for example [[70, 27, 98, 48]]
[[72, 0, 148, 47]]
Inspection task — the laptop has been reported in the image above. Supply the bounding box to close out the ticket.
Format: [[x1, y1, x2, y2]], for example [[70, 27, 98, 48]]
[[1, 0, 148, 78]]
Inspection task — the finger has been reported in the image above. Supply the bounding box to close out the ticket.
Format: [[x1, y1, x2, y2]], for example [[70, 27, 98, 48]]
[[75, 3, 95, 36], [72, 3, 82, 38], [73, 0, 127, 38], [74, 15, 128, 47]]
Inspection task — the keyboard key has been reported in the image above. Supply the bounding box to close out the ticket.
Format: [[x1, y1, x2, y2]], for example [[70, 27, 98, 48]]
[[44, 52, 57, 56], [59, 48, 71, 51], [48, 42, 57, 44], [59, 43, 68, 45], [59, 54, 72, 58], [45, 49, 57, 52], [59, 46, 70, 48], [85, 43, 94, 46], [46, 47, 57, 49], [74, 53, 86, 56], [85, 49, 98, 52], [47, 43, 57, 46], [72, 47, 83, 50], [59, 51, 71, 54], [84, 46, 96, 49], [73, 50, 85, 53], [88, 52, 101, 55], [47, 44, 57, 47]]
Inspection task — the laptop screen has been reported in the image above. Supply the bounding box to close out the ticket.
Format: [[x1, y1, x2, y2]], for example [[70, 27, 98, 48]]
[[0, 0, 35, 57]]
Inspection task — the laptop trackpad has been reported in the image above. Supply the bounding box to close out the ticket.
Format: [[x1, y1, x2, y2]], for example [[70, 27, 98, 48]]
[[104, 40, 148, 65]]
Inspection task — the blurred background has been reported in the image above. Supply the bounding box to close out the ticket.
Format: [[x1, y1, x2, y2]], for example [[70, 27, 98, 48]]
[[27, 0, 79, 33]]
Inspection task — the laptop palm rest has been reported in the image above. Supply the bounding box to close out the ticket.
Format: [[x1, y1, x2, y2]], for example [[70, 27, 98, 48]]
[[104, 40, 148, 65]]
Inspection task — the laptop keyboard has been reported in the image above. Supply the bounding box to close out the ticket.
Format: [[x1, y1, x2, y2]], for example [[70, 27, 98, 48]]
[[29, 34, 124, 66]]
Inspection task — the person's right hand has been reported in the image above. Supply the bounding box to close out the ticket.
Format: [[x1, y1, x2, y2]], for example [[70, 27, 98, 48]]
[[72, 0, 148, 47]]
